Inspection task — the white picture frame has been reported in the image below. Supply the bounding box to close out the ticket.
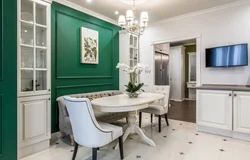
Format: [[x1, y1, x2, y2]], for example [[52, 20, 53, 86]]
[[81, 27, 99, 64]]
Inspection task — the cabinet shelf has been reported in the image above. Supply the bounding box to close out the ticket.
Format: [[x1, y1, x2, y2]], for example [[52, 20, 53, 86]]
[[20, 20, 34, 25], [20, 44, 34, 48], [35, 23, 47, 28]]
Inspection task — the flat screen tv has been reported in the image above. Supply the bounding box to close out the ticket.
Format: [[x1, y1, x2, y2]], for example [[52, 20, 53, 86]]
[[206, 44, 248, 67]]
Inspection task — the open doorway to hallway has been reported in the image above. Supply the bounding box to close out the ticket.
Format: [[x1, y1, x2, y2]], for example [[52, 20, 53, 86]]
[[153, 38, 197, 123]]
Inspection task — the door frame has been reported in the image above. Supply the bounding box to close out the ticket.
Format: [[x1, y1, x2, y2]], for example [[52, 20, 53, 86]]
[[151, 35, 201, 87]]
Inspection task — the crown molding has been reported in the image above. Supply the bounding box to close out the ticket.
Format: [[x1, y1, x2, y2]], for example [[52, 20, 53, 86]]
[[42, 0, 52, 4], [150, 0, 250, 26], [52, 0, 119, 26]]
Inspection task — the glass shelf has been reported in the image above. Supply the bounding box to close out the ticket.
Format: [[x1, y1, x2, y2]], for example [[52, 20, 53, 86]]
[[21, 22, 34, 45], [36, 3, 47, 26], [21, 0, 33, 22], [36, 71, 47, 91], [21, 46, 33, 68], [36, 48, 47, 69], [21, 70, 34, 92], [36, 26, 47, 47]]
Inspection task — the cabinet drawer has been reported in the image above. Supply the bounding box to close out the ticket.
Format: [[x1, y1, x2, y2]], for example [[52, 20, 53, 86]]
[[187, 83, 196, 88]]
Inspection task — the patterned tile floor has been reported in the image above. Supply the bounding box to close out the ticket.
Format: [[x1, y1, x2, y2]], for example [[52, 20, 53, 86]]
[[22, 114, 250, 160]]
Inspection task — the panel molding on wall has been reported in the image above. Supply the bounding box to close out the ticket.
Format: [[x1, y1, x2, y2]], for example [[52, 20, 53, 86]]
[[51, 2, 120, 133], [55, 11, 115, 79], [56, 83, 113, 90], [0, 95, 3, 156]]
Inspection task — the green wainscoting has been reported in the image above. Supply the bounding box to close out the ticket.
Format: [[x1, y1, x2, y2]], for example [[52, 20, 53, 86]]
[[51, 2, 120, 132], [184, 45, 196, 98], [0, 0, 17, 160]]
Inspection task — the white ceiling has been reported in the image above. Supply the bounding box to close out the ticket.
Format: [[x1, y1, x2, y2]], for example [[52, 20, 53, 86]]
[[67, 0, 241, 23]]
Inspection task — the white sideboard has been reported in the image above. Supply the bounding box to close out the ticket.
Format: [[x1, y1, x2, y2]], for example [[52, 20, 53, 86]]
[[18, 0, 51, 158], [197, 86, 250, 141]]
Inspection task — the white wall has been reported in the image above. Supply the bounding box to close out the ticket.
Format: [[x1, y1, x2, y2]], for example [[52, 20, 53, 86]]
[[139, 2, 250, 91]]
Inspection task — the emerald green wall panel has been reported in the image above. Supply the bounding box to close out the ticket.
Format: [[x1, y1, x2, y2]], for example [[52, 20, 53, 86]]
[[55, 12, 114, 78], [0, 0, 17, 159], [51, 2, 120, 133]]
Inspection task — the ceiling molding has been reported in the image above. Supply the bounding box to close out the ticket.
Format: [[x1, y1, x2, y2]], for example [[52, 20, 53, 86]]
[[150, 0, 250, 26], [42, 0, 52, 4], [53, 0, 119, 26]]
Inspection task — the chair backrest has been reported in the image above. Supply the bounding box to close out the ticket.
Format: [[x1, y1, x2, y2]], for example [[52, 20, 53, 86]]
[[152, 85, 170, 109], [64, 96, 112, 148]]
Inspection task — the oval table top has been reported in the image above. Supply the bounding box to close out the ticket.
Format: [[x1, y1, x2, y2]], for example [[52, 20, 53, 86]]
[[91, 93, 164, 112]]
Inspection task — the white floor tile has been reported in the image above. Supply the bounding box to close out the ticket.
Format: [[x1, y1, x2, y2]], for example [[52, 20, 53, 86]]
[[21, 115, 250, 160]]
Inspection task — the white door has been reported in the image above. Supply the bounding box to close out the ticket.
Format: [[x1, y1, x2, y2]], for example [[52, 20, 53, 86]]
[[169, 47, 180, 100], [233, 91, 250, 134], [18, 95, 51, 148], [197, 90, 233, 130]]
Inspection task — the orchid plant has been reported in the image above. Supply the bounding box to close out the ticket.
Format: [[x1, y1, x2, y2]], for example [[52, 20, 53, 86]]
[[116, 63, 151, 93]]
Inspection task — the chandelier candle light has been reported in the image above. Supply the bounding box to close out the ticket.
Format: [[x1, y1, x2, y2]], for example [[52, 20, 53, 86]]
[[116, 63, 151, 98], [118, 0, 149, 35]]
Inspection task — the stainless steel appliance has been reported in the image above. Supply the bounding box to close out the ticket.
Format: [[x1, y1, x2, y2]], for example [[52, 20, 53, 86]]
[[155, 52, 170, 85]]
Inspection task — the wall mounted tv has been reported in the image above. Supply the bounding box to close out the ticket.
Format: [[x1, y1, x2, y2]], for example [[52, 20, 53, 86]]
[[206, 43, 248, 67]]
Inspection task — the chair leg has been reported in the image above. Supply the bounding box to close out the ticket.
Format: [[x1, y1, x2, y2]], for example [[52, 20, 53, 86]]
[[164, 113, 169, 126], [72, 142, 78, 160], [139, 112, 142, 128], [158, 115, 161, 132], [92, 148, 98, 160], [119, 136, 124, 160], [150, 114, 153, 123], [70, 135, 74, 146]]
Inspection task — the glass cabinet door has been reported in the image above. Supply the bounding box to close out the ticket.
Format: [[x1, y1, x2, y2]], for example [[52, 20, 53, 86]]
[[189, 53, 196, 82], [19, 0, 49, 95]]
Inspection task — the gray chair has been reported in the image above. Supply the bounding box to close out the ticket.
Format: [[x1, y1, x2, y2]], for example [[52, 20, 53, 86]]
[[57, 90, 129, 145], [139, 85, 170, 132], [64, 96, 124, 160]]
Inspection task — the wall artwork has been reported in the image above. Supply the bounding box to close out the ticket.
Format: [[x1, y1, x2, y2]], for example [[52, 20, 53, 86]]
[[81, 27, 99, 64]]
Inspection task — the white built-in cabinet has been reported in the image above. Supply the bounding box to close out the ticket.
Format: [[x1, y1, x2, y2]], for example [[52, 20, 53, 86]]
[[169, 46, 185, 101], [233, 91, 250, 134], [197, 89, 250, 141], [18, 0, 51, 158], [155, 43, 169, 54], [197, 90, 233, 130], [119, 31, 139, 91]]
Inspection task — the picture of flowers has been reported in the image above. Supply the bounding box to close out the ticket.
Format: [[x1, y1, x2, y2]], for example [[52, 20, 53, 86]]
[[81, 27, 99, 64]]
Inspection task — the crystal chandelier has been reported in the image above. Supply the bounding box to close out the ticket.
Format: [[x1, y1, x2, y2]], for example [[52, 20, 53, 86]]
[[118, 0, 149, 35]]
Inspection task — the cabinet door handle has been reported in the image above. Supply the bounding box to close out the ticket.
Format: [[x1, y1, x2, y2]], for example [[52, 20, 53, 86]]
[[48, 98, 51, 100], [229, 93, 232, 96], [234, 94, 237, 97], [48, 89, 51, 91]]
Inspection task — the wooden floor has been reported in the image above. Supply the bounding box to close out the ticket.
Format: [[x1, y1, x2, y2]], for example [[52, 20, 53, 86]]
[[168, 100, 196, 123]]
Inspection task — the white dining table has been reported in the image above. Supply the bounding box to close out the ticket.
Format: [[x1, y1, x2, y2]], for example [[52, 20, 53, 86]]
[[91, 93, 164, 148]]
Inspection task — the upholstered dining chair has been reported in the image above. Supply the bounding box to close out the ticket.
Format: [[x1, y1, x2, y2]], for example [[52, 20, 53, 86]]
[[64, 96, 124, 160], [139, 85, 170, 132]]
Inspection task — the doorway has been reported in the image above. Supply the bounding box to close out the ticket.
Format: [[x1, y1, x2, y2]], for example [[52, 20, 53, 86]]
[[153, 37, 199, 123]]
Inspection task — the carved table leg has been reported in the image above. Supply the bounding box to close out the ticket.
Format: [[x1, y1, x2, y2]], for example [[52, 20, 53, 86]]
[[115, 111, 156, 149]]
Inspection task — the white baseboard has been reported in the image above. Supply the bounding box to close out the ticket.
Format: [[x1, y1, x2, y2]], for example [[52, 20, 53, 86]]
[[185, 98, 196, 101], [170, 98, 185, 102], [198, 125, 250, 142], [198, 125, 233, 137], [19, 140, 50, 159]]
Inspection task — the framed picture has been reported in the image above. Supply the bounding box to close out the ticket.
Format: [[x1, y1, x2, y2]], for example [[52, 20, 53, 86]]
[[81, 27, 99, 64]]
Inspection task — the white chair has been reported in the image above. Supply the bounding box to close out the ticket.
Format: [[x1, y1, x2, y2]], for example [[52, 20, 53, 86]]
[[64, 96, 124, 160], [139, 85, 170, 132]]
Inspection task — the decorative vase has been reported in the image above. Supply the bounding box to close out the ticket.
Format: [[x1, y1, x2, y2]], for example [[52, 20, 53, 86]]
[[128, 92, 139, 98], [124, 91, 142, 98]]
